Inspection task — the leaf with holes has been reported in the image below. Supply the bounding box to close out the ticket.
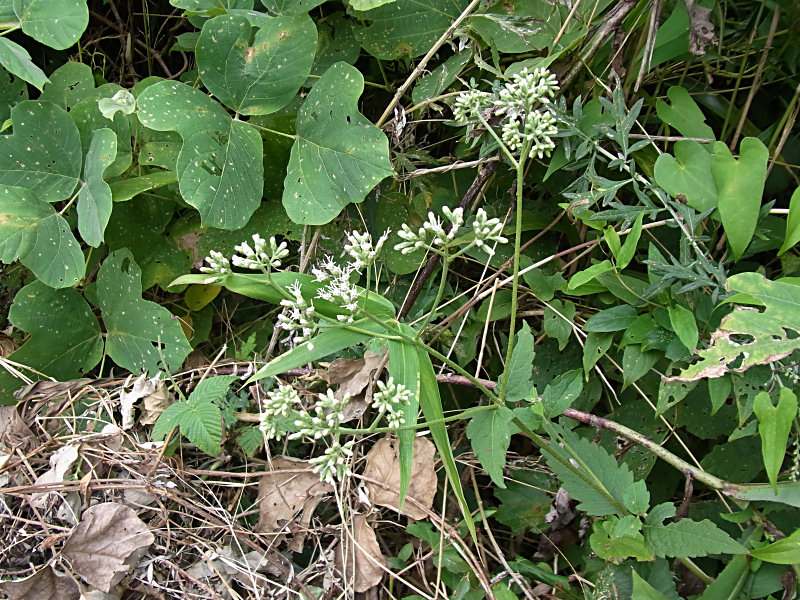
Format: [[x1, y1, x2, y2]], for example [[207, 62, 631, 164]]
[[97, 249, 192, 375], [282, 62, 393, 224], [12, 0, 89, 50], [0, 185, 85, 287], [137, 80, 263, 230], [77, 128, 116, 247], [0, 100, 82, 200], [197, 13, 316, 115]]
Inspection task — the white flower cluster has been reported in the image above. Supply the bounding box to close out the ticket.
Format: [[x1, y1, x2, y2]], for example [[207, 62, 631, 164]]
[[309, 440, 355, 484], [394, 207, 508, 256], [198, 250, 231, 283], [453, 67, 560, 159], [344, 229, 390, 271], [231, 234, 289, 271], [289, 389, 349, 441], [371, 377, 413, 429], [259, 383, 300, 440], [311, 257, 361, 323], [276, 281, 318, 346]]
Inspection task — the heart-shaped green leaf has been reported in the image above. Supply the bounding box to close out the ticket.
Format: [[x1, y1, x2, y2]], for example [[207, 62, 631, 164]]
[[137, 80, 264, 229], [653, 140, 717, 212], [12, 0, 89, 50], [259, 0, 326, 15], [283, 62, 393, 224], [712, 137, 768, 260], [0, 100, 82, 201], [77, 128, 116, 247], [97, 249, 192, 374], [197, 13, 316, 115], [655, 86, 714, 141], [0, 185, 85, 287]]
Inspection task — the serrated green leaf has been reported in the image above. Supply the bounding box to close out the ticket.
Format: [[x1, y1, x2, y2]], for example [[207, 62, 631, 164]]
[[754, 388, 797, 493], [654, 140, 717, 212], [501, 321, 535, 402], [97, 249, 192, 374], [655, 86, 714, 141], [137, 80, 264, 230], [749, 528, 800, 564], [467, 406, 514, 487], [543, 299, 575, 351], [677, 273, 800, 380], [282, 62, 393, 224], [354, 0, 469, 60], [779, 186, 800, 255], [0, 281, 102, 397], [622, 480, 650, 516], [157, 394, 224, 456], [667, 303, 698, 350], [189, 375, 237, 404], [541, 424, 631, 516], [0, 37, 49, 90], [77, 128, 116, 247], [584, 304, 638, 333], [12, 0, 89, 50], [388, 329, 420, 509], [0, 185, 85, 287], [541, 369, 582, 418], [0, 100, 82, 200], [643, 518, 748, 558], [152, 402, 191, 440], [197, 13, 316, 115], [237, 426, 264, 456], [589, 518, 654, 562], [712, 138, 768, 260]]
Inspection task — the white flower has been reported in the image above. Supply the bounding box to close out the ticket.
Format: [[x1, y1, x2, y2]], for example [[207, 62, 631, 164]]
[[259, 383, 300, 440], [372, 377, 413, 429], [472, 208, 508, 255], [277, 280, 318, 344], [231, 234, 289, 270], [198, 250, 231, 282], [312, 257, 361, 322], [309, 440, 356, 484], [452, 88, 491, 123], [344, 229, 390, 269]]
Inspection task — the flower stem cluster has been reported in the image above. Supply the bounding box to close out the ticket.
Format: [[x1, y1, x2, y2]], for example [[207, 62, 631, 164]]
[[231, 234, 289, 271], [276, 281, 318, 346], [394, 207, 507, 256], [453, 67, 560, 160], [371, 377, 413, 429]]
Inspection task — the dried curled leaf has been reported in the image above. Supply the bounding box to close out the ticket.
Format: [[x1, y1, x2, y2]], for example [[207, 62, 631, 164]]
[[364, 436, 436, 520], [0, 565, 79, 600], [335, 514, 386, 593]]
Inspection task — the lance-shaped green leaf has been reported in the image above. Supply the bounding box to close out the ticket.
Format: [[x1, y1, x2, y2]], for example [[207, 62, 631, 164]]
[[12, 0, 89, 50], [0, 280, 102, 397], [0, 37, 49, 90], [0, 185, 85, 287], [467, 406, 514, 487], [0, 100, 82, 200], [389, 328, 420, 508], [354, 0, 469, 60], [283, 62, 393, 224], [667, 303, 698, 350], [97, 249, 192, 374], [197, 13, 316, 115], [77, 128, 116, 247], [712, 137, 768, 260], [137, 80, 263, 230], [654, 140, 717, 212], [779, 186, 800, 255], [675, 273, 800, 381], [754, 388, 797, 493], [749, 528, 800, 565]]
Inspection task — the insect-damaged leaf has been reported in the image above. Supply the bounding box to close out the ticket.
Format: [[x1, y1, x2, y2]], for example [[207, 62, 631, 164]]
[[77, 128, 116, 247], [282, 62, 393, 224], [137, 80, 263, 230], [197, 13, 316, 115]]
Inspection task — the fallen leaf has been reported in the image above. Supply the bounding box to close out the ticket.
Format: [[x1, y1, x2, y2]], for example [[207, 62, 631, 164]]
[[62, 503, 155, 593], [363, 436, 436, 520], [329, 349, 384, 422], [686, 0, 717, 56], [0, 405, 35, 456], [119, 373, 164, 430], [185, 544, 285, 586], [0, 565, 80, 600], [0, 332, 18, 357], [31, 443, 80, 508], [256, 456, 333, 552], [13, 379, 92, 403], [335, 514, 386, 593]]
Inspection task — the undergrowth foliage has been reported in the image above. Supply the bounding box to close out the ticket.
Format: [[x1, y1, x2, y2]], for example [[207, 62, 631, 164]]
[[0, 0, 800, 598]]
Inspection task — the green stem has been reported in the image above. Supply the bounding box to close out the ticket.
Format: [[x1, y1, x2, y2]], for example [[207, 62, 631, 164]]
[[248, 123, 296, 140], [415, 247, 450, 338]]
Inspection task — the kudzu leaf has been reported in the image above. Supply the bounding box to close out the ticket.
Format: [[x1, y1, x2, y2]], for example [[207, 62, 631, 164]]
[[388, 328, 420, 509], [37, 61, 94, 109], [675, 273, 800, 381], [501, 321, 535, 402], [667, 303, 698, 350], [0, 281, 102, 397], [712, 137, 768, 260], [97, 249, 192, 374], [12, 0, 89, 50], [354, 0, 469, 60], [0, 185, 85, 287], [467, 406, 514, 487], [778, 186, 800, 255], [749, 528, 800, 565], [0, 37, 49, 90], [655, 86, 714, 141], [0, 100, 82, 200], [653, 140, 717, 212], [137, 80, 264, 230], [350, 0, 396, 10], [0, 69, 28, 123], [77, 128, 116, 247], [197, 13, 316, 115], [173, 0, 253, 10], [643, 518, 748, 558], [283, 62, 393, 224], [259, 0, 326, 15], [754, 388, 797, 493]]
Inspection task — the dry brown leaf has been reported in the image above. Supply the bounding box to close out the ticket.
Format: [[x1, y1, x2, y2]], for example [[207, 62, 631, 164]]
[[335, 514, 386, 593], [31, 443, 80, 508], [328, 349, 384, 400], [686, 0, 717, 56], [12, 379, 92, 403], [119, 373, 164, 429], [0, 404, 35, 455], [62, 503, 155, 593], [0, 565, 80, 600], [0, 332, 18, 357], [255, 456, 333, 552], [363, 436, 436, 520]]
